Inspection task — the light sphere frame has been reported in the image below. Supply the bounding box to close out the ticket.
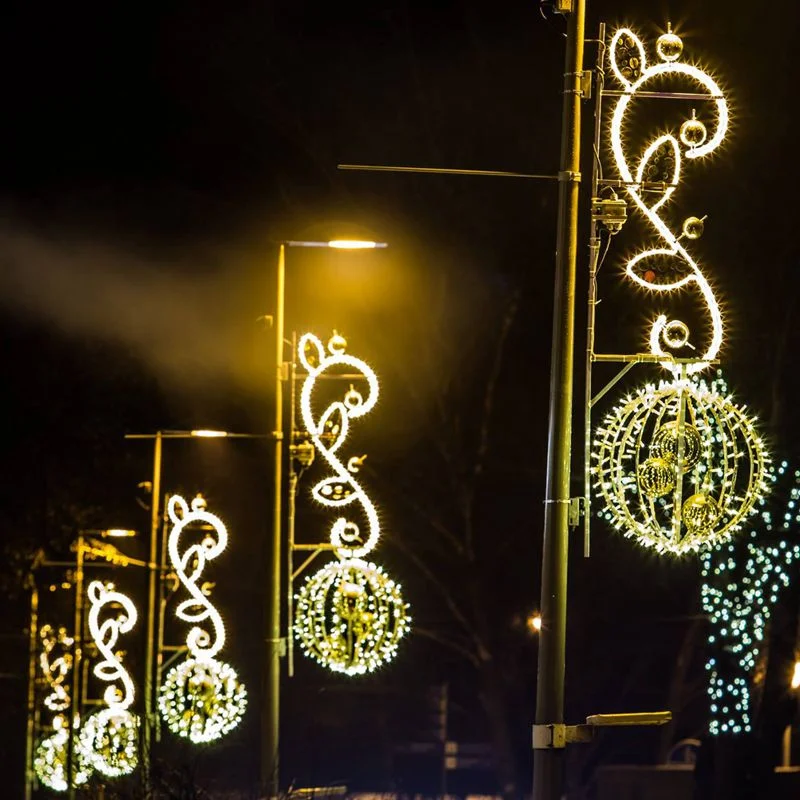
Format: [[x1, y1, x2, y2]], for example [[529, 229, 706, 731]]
[[294, 558, 410, 676], [158, 657, 247, 744], [593, 379, 770, 555]]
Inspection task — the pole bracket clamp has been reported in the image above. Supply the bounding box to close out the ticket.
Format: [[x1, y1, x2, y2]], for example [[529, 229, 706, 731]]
[[533, 724, 566, 749], [558, 170, 581, 183]]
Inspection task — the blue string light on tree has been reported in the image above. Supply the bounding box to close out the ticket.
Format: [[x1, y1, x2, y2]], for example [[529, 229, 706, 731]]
[[700, 460, 800, 735], [293, 332, 410, 676]]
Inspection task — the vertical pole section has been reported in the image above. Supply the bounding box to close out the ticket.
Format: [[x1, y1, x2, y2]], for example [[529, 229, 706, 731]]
[[263, 243, 286, 798], [533, 3, 586, 800], [143, 431, 162, 781], [24, 575, 39, 800], [68, 536, 85, 800]]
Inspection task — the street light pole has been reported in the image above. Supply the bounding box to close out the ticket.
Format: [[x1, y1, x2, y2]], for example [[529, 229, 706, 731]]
[[142, 431, 162, 781], [532, 2, 586, 800], [263, 243, 286, 798]]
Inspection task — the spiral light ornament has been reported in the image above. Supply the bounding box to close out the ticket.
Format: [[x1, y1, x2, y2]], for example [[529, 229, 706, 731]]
[[593, 379, 770, 555], [159, 494, 247, 743], [79, 581, 140, 778], [294, 333, 410, 674]]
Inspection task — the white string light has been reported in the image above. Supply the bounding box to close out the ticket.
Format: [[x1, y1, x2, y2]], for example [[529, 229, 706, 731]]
[[593, 374, 770, 555], [701, 461, 800, 735], [608, 26, 729, 375], [159, 494, 247, 743], [79, 581, 140, 778], [294, 333, 410, 674]]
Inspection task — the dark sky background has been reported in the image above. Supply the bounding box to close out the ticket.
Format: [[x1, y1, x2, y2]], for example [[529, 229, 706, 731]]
[[2, 0, 800, 797]]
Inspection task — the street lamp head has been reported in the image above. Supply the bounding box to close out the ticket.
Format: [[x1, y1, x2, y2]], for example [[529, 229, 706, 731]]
[[103, 529, 138, 538], [792, 661, 800, 690], [191, 430, 230, 438], [327, 239, 387, 250]]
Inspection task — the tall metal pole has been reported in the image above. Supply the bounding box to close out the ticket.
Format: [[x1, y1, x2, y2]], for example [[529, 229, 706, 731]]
[[532, 2, 586, 800], [67, 535, 85, 800], [24, 574, 39, 800], [263, 243, 286, 798], [142, 431, 162, 782]]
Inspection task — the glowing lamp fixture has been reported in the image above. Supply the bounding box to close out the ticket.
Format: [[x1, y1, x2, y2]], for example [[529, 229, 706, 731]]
[[158, 494, 247, 744], [294, 332, 410, 676], [793, 661, 800, 691], [285, 239, 388, 249], [528, 614, 543, 633], [190, 429, 229, 438]]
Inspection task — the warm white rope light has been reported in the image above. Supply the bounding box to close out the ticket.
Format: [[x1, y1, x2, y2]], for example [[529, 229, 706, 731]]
[[79, 581, 140, 778], [593, 375, 770, 555], [34, 625, 93, 792], [294, 333, 410, 675], [159, 494, 247, 743], [298, 332, 381, 559], [608, 27, 729, 375]]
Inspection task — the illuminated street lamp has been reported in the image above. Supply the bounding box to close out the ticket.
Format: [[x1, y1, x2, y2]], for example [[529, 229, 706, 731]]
[[263, 238, 386, 799], [124, 429, 262, 787]]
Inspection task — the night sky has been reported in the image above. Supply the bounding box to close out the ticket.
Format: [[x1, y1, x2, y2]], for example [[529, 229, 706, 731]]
[[2, 0, 800, 797]]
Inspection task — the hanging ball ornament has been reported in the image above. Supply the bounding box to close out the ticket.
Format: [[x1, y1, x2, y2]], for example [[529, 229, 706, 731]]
[[159, 657, 247, 744], [682, 216, 705, 240], [637, 457, 676, 498], [295, 558, 410, 676], [680, 110, 708, 148], [79, 708, 139, 778], [652, 420, 703, 471], [33, 716, 93, 792], [682, 492, 721, 534], [593, 379, 770, 555], [656, 24, 683, 62]]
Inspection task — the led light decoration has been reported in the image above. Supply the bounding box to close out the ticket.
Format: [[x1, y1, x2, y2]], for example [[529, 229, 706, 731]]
[[79, 581, 139, 778], [294, 333, 410, 675], [34, 624, 94, 792], [593, 374, 769, 555], [608, 26, 729, 374], [34, 714, 92, 792], [701, 461, 800, 735], [158, 494, 247, 744]]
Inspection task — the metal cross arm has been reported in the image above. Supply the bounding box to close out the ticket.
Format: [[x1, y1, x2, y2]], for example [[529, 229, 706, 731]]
[[533, 711, 672, 749]]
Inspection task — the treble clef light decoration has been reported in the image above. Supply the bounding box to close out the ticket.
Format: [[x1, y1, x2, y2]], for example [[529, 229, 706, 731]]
[[33, 625, 94, 792], [592, 26, 770, 556], [78, 581, 140, 778], [608, 24, 728, 375], [294, 332, 410, 676], [158, 494, 247, 744]]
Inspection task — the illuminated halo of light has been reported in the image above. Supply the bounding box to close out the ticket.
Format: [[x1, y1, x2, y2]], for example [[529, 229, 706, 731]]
[[33, 716, 92, 792], [294, 558, 410, 676], [79, 708, 139, 778], [608, 27, 729, 374], [593, 378, 770, 555], [158, 657, 247, 744], [298, 332, 381, 559]]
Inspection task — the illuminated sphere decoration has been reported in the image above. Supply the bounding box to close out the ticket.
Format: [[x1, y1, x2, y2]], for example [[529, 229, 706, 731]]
[[593, 379, 770, 555], [655, 24, 683, 62], [295, 558, 410, 676], [79, 708, 139, 778], [33, 716, 93, 792], [159, 657, 247, 744]]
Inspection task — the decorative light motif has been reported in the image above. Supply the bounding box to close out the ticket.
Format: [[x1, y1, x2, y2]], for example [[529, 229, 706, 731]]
[[593, 374, 769, 555], [159, 494, 247, 743], [34, 624, 93, 791], [701, 461, 800, 735], [294, 333, 410, 674], [79, 581, 139, 778], [40, 624, 74, 712], [295, 558, 410, 675], [608, 26, 729, 374], [33, 714, 92, 792]]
